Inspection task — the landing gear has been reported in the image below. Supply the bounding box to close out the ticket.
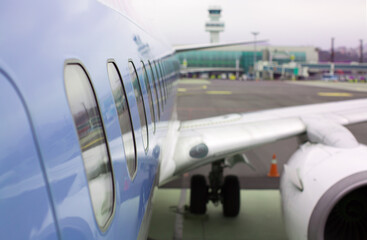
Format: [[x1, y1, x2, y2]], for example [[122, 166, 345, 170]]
[[190, 175, 208, 214], [189, 160, 240, 217], [222, 175, 240, 217]]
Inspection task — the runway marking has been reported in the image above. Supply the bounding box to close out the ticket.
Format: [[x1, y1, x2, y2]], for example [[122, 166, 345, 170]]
[[318, 92, 352, 97], [206, 91, 232, 95], [81, 137, 104, 150], [289, 81, 367, 92], [178, 79, 211, 85], [177, 88, 187, 92]]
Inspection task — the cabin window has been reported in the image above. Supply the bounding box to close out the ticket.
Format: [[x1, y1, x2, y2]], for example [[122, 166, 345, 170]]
[[166, 61, 171, 92], [141, 61, 156, 132], [147, 60, 160, 120], [153, 61, 164, 112], [162, 61, 170, 95], [64, 63, 114, 230], [158, 61, 167, 102], [107, 62, 137, 178], [128, 61, 149, 151], [161, 61, 167, 96]]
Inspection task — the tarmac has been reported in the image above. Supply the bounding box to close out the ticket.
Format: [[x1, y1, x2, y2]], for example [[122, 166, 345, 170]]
[[290, 80, 367, 93], [148, 79, 367, 240]]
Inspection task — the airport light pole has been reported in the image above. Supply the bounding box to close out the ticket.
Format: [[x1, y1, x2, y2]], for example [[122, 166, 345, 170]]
[[360, 39, 364, 63], [330, 37, 335, 63], [252, 32, 259, 79]]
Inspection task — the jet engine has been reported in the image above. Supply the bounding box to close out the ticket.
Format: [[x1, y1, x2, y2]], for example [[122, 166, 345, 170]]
[[280, 119, 367, 239], [281, 142, 367, 240]]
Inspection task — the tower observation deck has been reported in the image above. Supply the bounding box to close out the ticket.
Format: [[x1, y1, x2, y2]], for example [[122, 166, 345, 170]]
[[205, 6, 225, 43]]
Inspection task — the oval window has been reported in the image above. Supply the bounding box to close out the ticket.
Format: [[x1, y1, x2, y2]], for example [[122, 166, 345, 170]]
[[64, 63, 114, 230], [107, 62, 137, 178]]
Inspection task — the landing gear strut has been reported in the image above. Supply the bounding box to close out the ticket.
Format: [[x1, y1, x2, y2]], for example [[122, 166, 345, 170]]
[[189, 160, 240, 217]]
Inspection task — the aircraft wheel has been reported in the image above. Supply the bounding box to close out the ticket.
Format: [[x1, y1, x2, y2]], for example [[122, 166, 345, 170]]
[[222, 175, 240, 217], [190, 175, 208, 214]]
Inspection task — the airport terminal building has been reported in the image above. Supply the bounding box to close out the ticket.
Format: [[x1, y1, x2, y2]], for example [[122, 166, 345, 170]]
[[177, 45, 319, 78]]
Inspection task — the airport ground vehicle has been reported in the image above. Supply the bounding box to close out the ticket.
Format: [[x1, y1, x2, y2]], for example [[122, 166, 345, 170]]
[[322, 73, 339, 81]]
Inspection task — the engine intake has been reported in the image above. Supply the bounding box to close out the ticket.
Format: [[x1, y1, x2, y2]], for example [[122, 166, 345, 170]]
[[308, 172, 367, 240]]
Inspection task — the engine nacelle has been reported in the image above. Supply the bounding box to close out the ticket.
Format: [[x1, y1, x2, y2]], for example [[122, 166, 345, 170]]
[[280, 142, 367, 240]]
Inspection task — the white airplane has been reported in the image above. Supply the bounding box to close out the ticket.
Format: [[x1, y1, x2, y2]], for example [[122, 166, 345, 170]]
[[1, 0, 367, 239]]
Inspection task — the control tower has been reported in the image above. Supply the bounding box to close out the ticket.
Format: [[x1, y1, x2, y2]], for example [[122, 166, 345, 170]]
[[205, 6, 225, 43]]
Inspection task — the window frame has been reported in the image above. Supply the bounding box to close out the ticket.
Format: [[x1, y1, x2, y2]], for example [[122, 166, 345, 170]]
[[128, 60, 149, 153], [148, 60, 161, 121], [107, 60, 138, 180], [157, 60, 167, 103], [64, 61, 116, 232], [162, 60, 171, 94], [141, 60, 156, 133], [153, 60, 164, 112]]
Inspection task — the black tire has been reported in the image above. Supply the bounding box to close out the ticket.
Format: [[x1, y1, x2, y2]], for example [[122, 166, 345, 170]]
[[190, 175, 208, 214], [222, 175, 240, 217]]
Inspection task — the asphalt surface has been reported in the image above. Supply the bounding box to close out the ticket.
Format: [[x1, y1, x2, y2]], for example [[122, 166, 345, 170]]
[[149, 79, 367, 240], [163, 79, 367, 189]]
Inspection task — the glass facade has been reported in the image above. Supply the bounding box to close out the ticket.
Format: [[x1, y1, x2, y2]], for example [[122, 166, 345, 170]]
[[177, 50, 307, 73]]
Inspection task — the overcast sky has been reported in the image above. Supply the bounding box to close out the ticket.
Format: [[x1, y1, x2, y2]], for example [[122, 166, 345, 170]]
[[131, 0, 366, 50]]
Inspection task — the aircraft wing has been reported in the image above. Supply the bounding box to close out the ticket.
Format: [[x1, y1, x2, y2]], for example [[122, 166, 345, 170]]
[[159, 98, 367, 185], [174, 40, 267, 53]]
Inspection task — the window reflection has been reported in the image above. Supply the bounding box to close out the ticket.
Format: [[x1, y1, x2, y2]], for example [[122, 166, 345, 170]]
[[153, 61, 164, 112], [128, 61, 148, 150], [107, 62, 137, 178], [148, 60, 160, 120], [158, 61, 167, 102], [64, 64, 114, 230], [163, 61, 169, 93], [141, 61, 156, 132]]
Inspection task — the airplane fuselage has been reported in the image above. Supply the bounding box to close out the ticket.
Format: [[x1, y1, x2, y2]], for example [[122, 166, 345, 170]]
[[0, 0, 178, 239]]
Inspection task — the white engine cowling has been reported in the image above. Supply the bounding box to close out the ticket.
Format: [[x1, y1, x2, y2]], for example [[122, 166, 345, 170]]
[[280, 142, 367, 240]]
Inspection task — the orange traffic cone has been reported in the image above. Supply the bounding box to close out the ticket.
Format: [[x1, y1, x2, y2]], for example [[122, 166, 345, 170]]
[[268, 154, 280, 177]]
